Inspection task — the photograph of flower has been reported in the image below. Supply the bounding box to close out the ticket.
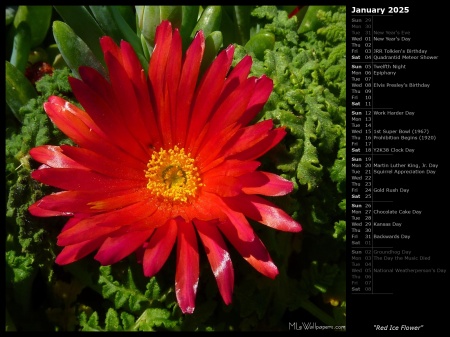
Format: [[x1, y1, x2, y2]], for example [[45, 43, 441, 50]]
[[6, 6, 346, 331]]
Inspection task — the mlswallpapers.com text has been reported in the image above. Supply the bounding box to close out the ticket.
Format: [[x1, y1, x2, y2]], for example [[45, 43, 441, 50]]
[[289, 322, 346, 331]]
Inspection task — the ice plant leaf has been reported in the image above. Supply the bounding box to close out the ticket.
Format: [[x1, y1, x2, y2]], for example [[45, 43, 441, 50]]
[[244, 30, 275, 60], [53, 6, 105, 64], [13, 5, 53, 48], [180, 6, 200, 50], [9, 21, 31, 73], [89, 6, 125, 43], [298, 6, 334, 34], [190, 5, 222, 39], [109, 6, 148, 73], [5, 60, 37, 124], [53, 21, 107, 79], [28, 20, 301, 314]]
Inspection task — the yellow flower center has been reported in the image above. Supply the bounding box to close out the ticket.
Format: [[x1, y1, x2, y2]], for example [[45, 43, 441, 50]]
[[145, 146, 202, 202]]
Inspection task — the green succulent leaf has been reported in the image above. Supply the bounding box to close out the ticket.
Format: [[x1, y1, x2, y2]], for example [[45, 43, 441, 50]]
[[13, 6, 53, 48], [5, 60, 37, 124], [244, 30, 275, 60], [180, 6, 200, 50], [298, 6, 333, 34], [136, 6, 161, 48], [52, 20, 107, 79], [190, 6, 222, 39], [229, 6, 253, 45], [89, 6, 126, 44], [110, 6, 148, 73], [9, 21, 31, 73], [136, 6, 183, 49], [160, 6, 183, 29], [53, 6, 106, 64]]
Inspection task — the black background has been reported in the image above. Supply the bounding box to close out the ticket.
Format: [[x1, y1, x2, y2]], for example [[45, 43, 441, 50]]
[[347, 1, 448, 335]]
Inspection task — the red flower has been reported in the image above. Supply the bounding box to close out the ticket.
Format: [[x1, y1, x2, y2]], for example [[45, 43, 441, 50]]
[[29, 21, 301, 314]]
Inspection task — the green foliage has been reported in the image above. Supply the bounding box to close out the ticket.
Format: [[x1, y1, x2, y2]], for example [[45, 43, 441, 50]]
[[6, 67, 75, 331], [13, 6, 53, 48], [53, 6, 106, 66], [52, 21, 107, 80], [77, 264, 180, 331], [5, 60, 37, 123]]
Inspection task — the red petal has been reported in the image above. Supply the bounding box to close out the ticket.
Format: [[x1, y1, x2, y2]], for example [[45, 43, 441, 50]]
[[173, 30, 205, 146], [88, 188, 151, 212], [240, 171, 294, 196], [202, 175, 242, 197], [103, 52, 153, 157], [77, 64, 154, 159], [61, 213, 90, 232], [186, 45, 234, 147], [217, 220, 278, 278], [46, 95, 101, 134], [194, 219, 234, 305], [101, 36, 164, 149], [175, 219, 199, 314], [29, 191, 90, 216], [192, 123, 239, 166], [238, 75, 273, 126], [28, 205, 70, 217], [94, 228, 154, 265], [225, 195, 302, 232], [78, 66, 112, 102], [59, 145, 145, 180], [134, 68, 164, 149], [180, 191, 226, 223], [57, 200, 158, 245], [221, 120, 273, 157], [28, 189, 145, 217], [100, 36, 121, 64], [149, 21, 172, 85], [206, 193, 255, 242], [229, 127, 287, 161], [43, 99, 101, 146], [43, 97, 144, 170], [120, 40, 145, 85], [143, 219, 177, 277], [133, 204, 174, 231], [30, 145, 87, 169], [31, 167, 142, 192], [57, 222, 122, 247], [202, 159, 260, 177], [55, 236, 105, 265], [69, 76, 148, 161], [206, 77, 256, 137], [167, 30, 182, 146], [149, 20, 173, 146], [224, 55, 252, 89]]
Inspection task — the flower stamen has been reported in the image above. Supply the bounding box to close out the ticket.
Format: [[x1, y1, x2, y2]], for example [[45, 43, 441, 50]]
[[145, 146, 202, 202]]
